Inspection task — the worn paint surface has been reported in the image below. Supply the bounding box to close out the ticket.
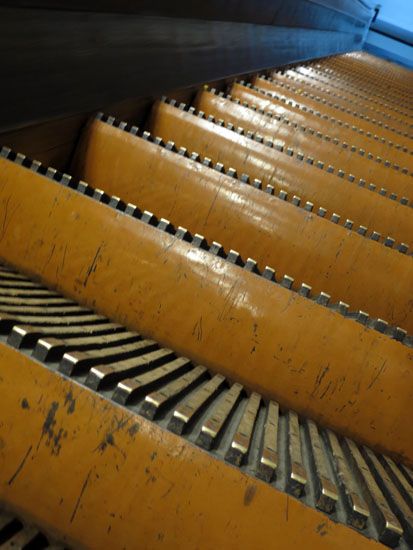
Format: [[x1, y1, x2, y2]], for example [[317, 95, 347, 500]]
[[254, 76, 412, 150], [74, 118, 413, 331], [0, 344, 387, 549], [256, 75, 410, 137], [0, 158, 412, 463], [312, 53, 412, 103], [230, 83, 412, 170], [290, 65, 411, 114], [148, 101, 413, 248], [272, 70, 411, 137], [195, 88, 412, 198]]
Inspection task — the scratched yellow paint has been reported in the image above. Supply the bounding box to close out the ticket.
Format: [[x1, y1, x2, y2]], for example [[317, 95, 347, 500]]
[[254, 76, 413, 151], [147, 100, 413, 247], [269, 70, 409, 138], [230, 83, 412, 171], [194, 88, 412, 202], [74, 118, 413, 331], [0, 344, 387, 549], [0, 157, 412, 463], [292, 53, 413, 113]]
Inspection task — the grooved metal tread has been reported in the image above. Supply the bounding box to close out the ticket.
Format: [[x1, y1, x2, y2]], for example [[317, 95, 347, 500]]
[[1, 264, 412, 549]]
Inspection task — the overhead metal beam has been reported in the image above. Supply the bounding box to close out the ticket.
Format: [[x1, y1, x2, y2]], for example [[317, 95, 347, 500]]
[[0, 7, 366, 132]]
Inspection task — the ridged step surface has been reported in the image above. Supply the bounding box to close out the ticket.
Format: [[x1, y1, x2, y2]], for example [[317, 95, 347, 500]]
[[0, 264, 412, 549]]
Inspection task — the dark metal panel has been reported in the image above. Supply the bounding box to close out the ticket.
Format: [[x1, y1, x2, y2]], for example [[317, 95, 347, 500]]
[[308, 0, 373, 21], [0, 0, 374, 26], [0, 8, 362, 132], [268, 2, 367, 33]]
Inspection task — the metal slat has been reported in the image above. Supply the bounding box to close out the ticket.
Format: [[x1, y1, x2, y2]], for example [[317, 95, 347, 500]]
[[169, 374, 226, 435], [306, 419, 338, 513], [197, 383, 243, 450], [0, 296, 71, 305], [226, 392, 261, 466], [0, 304, 87, 315], [382, 455, 413, 510], [0, 269, 29, 280], [400, 464, 413, 487], [59, 339, 158, 375], [141, 366, 207, 419], [363, 446, 413, 545], [33, 331, 140, 362], [0, 313, 107, 331], [326, 429, 369, 529], [0, 287, 59, 297], [0, 280, 44, 288], [8, 322, 124, 349], [89, 349, 179, 391], [286, 411, 307, 497], [104, 357, 192, 403], [344, 438, 402, 547], [256, 400, 279, 482]]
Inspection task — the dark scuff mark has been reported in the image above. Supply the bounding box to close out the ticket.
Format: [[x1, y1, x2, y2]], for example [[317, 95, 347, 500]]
[[94, 415, 130, 456], [161, 481, 175, 499], [0, 196, 11, 241], [21, 398, 30, 409], [83, 245, 102, 287], [43, 244, 56, 270], [285, 495, 289, 522], [243, 484, 257, 506], [128, 423, 140, 437], [192, 316, 203, 342], [367, 360, 387, 390], [41, 401, 59, 442], [161, 239, 176, 255], [316, 522, 328, 536], [8, 445, 32, 485], [311, 364, 330, 397], [94, 432, 115, 454], [51, 428, 67, 456], [64, 391, 76, 414], [70, 469, 92, 523], [203, 183, 222, 226], [61, 244, 68, 272], [217, 281, 239, 322], [0, 196, 16, 243], [319, 381, 332, 400], [37, 401, 66, 455]]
